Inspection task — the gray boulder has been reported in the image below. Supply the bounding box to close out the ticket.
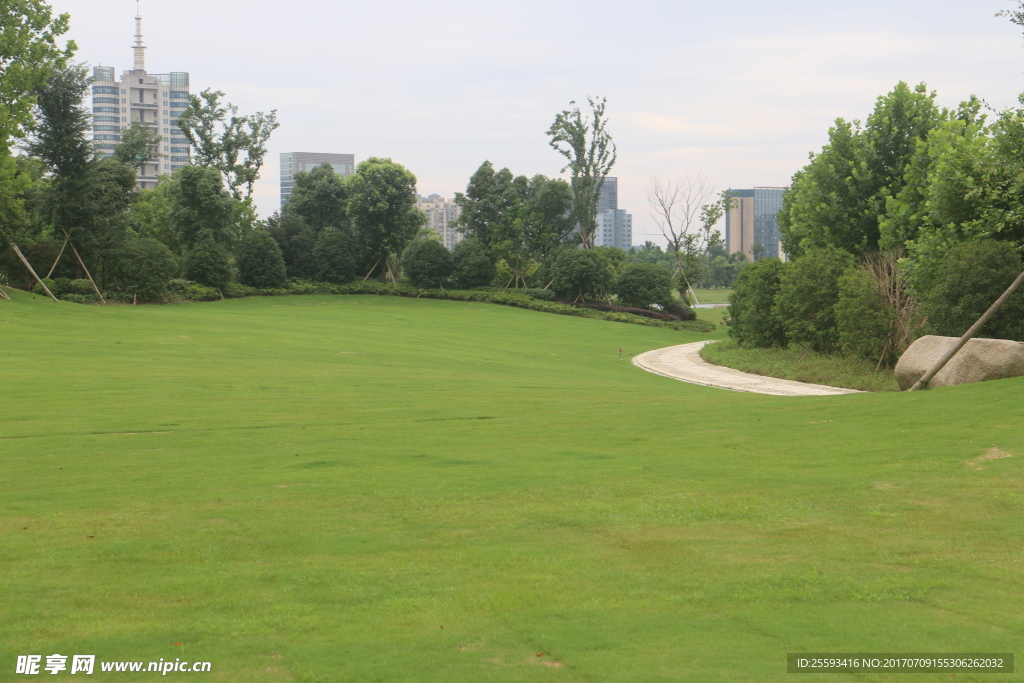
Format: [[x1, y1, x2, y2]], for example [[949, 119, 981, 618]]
[[895, 335, 1024, 390]]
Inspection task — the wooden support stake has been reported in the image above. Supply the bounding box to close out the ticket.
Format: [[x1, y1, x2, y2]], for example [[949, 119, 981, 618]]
[[7, 239, 58, 302], [46, 237, 69, 278], [67, 240, 105, 304], [362, 258, 381, 283], [0, 285, 11, 300], [909, 268, 1024, 391]]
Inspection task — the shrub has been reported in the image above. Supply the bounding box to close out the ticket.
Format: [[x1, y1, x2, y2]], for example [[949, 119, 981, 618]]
[[236, 230, 287, 289], [550, 249, 614, 302], [267, 213, 318, 280], [616, 262, 674, 310], [107, 237, 179, 301], [51, 277, 71, 296], [728, 258, 789, 347], [519, 287, 556, 301], [313, 228, 358, 284], [61, 293, 97, 305], [453, 237, 495, 288], [184, 239, 232, 291], [184, 283, 220, 301], [32, 277, 57, 296], [773, 246, 856, 353], [69, 278, 93, 295], [919, 238, 1024, 341], [402, 239, 455, 288], [836, 267, 892, 362]]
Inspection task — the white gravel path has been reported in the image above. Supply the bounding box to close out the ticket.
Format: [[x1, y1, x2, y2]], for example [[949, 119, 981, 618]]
[[632, 341, 863, 396]]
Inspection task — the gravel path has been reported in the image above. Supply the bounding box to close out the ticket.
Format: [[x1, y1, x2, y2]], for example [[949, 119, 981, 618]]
[[632, 341, 862, 396]]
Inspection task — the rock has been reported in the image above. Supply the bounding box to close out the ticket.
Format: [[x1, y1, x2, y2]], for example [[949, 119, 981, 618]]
[[895, 335, 1024, 390]]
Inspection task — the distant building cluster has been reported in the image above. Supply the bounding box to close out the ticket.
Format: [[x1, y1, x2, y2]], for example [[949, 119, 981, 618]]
[[724, 187, 787, 261], [416, 195, 463, 251], [279, 152, 355, 206], [90, 11, 190, 190], [592, 177, 633, 250]]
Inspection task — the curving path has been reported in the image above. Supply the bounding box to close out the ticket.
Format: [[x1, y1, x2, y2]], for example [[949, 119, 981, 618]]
[[632, 341, 862, 396]]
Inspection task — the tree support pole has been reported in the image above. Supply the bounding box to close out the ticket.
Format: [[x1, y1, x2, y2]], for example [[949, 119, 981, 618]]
[[66, 238, 105, 304], [46, 237, 69, 278], [6, 238, 58, 302], [908, 268, 1024, 391], [0, 284, 11, 300]]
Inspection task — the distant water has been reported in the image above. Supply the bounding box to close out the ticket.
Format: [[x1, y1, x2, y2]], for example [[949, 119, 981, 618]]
[[693, 303, 729, 309]]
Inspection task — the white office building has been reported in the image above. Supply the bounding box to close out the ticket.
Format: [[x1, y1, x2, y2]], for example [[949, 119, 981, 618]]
[[593, 209, 633, 249], [280, 152, 356, 206], [90, 9, 190, 189]]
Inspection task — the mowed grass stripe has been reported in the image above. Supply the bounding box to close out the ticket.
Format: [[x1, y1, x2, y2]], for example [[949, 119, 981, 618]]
[[1, 289, 1022, 682]]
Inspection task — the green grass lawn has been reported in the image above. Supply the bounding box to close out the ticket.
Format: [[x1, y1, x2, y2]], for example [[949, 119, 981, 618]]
[[701, 339, 901, 392], [691, 288, 733, 305], [2, 289, 1022, 682]]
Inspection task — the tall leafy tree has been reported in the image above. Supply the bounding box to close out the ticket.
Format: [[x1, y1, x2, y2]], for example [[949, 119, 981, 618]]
[[346, 157, 425, 281], [491, 174, 574, 288], [114, 121, 162, 172], [453, 161, 517, 248], [176, 88, 279, 200], [779, 82, 943, 258], [284, 163, 348, 232], [170, 165, 237, 249], [547, 96, 617, 248]]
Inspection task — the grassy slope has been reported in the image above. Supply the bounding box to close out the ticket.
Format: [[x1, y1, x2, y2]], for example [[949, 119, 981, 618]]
[[701, 339, 900, 392], [1, 289, 1022, 682]]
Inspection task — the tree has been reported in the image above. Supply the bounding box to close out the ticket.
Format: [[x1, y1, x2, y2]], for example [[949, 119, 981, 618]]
[[616, 262, 674, 310], [727, 258, 789, 348], [170, 165, 237, 249], [312, 227, 357, 284], [918, 239, 1024, 341], [129, 181, 178, 254], [113, 121, 161, 172], [491, 173, 575, 288], [266, 211, 317, 280], [453, 237, 495, 288], [176, 88, 279, 200], [184, 238, 232, 290], [547, 96, 617, 248], [779, 82, 943, 259], [550, 249, 615, 302], [284, 163, 348, 232], [346, 157, 424, 281], [236, 230, 287, 289], [107, 237, 177, 301], [772, 247, 856, 353], [646, 175, 728, 293], [402, 238, 455, 288], [453, 161, 517, 249], [0, 0, 75, 150]]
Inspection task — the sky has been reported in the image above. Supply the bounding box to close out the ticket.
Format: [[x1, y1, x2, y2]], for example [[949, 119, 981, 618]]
[[51, 0, 1024, 246]]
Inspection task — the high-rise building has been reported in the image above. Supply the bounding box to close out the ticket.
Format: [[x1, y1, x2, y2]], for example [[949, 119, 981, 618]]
[[90, 9, 190, 190], [593, 209, 632, 250], [725, 187, 787, 260], [416, 195, 462, 250], [597, 177, 618, 213], [280, 152, 356, 206]]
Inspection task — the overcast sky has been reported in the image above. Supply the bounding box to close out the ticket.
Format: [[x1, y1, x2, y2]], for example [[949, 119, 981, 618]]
[[52, 0, 1024, 245]]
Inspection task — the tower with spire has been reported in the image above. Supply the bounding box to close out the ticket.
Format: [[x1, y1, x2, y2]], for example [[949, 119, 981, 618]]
[[89, 2, 192, 189]]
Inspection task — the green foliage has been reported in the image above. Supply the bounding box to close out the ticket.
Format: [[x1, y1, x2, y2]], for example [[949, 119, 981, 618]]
[[129, 180, 178, 254], [285, 164, 348, 233], [171, 166, 237, 249], [346, 157, 424, 280], [176, 88, 279, 200], [236, 230, 287, 289], [546, 96, 617, 248], [550, 248, 614, 301], [453, 161, 516, 249], [312, 228, 357, 284], [452, 237, 495, 288], [727, 258, 789, 348], [835, 266, 892, 363], [107, 237, 178, 301], [779, 82, 943, 258], [773, 247, 857, 353], [918, 239, 1024, 341], [184, 238, 232, 291], [49, 276, 70, 295], [0, 0, 75, 149], [402, 238, 455, 288], [69, 278, 92, 295], [31, 277, 55, 296], [266, 212, 317, 280], [616, 262, 674, 310], [113, 121, 161, 171]]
